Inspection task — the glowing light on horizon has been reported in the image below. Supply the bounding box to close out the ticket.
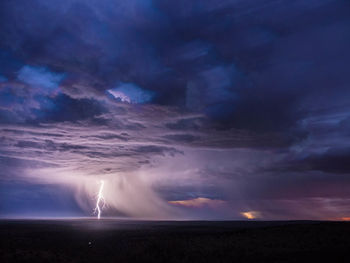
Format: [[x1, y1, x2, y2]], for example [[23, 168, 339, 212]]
[[337, 217, 350, 221], [93, 180, 105, 220], [241, 211, 261, 220]]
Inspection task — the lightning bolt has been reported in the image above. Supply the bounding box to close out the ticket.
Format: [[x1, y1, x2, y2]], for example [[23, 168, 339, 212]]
[[93, 180, 105, 220]]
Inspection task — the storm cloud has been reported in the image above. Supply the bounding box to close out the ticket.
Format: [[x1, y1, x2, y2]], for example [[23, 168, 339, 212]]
[[0, 0, 350, 220]]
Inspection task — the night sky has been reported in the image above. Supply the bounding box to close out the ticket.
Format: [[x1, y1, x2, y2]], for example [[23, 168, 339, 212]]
[[0, 0, 350, 220]]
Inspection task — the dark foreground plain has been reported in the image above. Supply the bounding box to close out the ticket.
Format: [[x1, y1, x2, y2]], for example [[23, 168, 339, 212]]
[[0, 219, 349, 263]]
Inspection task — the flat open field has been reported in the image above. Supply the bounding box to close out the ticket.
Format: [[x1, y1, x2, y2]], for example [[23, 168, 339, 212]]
[[0, 220, 349, 262]]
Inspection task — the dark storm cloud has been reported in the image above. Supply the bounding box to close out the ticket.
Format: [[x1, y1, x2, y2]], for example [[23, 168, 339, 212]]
[[0, 0, 348, 132], [271, 148, 350, 175], [1, 0, 350, 219]]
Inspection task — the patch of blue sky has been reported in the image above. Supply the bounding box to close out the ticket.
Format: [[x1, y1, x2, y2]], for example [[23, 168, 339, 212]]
[[107, 82, 155, 104], [17, 65, 66, 93]]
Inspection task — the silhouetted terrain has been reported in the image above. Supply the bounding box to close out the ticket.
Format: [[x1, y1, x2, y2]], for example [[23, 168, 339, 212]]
[[0, 220, 349, 263]]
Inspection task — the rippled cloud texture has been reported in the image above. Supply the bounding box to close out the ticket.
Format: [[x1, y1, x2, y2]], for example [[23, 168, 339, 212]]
[[1, 0, 350, 220]]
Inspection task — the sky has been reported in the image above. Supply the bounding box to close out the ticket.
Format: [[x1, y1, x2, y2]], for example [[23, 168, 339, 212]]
[[0, 0, 350, 220]]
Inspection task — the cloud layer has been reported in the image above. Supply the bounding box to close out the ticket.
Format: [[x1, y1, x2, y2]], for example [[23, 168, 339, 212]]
[[0, 0, 350, 219]]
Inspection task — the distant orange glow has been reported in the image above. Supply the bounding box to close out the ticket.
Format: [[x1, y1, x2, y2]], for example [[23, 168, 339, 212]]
[[338, 217, 350, 221], [241, 211, 261, 219], [168, 197, 226, 208], [326, 216, 350, 221]]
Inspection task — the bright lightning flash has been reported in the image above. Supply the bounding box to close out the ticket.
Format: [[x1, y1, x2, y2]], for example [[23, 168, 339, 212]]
[[93, 180, 105, 219]]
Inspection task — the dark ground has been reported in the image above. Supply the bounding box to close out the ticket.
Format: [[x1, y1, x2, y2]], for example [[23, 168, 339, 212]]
[[0, 219, 349, 263]]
